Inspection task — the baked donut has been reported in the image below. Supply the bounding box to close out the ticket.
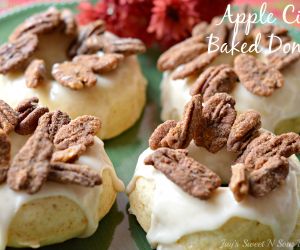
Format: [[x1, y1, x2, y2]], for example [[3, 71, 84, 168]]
[[128, 93, 300, 250], [0, 98, 124, 249], [0, 7, 147, 140], [159, 5, 300, 134]]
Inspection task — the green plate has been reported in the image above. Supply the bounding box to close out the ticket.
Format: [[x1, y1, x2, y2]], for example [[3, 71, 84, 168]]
[[0, 2, 299, 250]]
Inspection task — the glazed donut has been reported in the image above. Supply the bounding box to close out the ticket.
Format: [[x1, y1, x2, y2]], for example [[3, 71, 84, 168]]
[[0, 98, 124, 249], [0, 7, 147, 140], [159, 6, 300, 134], [128, 93, 300, 250]]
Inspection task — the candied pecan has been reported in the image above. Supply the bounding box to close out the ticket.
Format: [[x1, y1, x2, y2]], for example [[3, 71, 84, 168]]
[[0, 130, 11, 168], [73, 53, 124, 73], [7, 130, 53, 194], [15, 97, 49, 135], [144, 148, 221, 199], [103, 38, 146, 56], [60, 9, 77, 36], [227, 110, 261, 153], [0, 34, 38, 74], [161, 94, 203, 149], [0, 166, 8, 184], [52, 62, 97, 90], [172, 51, 219, 80], [0, 100, 18, 134], [229, 164, 249, 202], [251, 24, 291, 49], [190, 64, 238, 101], [25, 59, 46, 88], [234, 54, 284, 96], [192, 21, 209, 37], [68, 20, 105, 57], [9, 7, 61, 42], [206, 17, 228, 48], [157, 42, 207, 71], [194, 93, 236, 153], [49, 162, 101, 187], [51, 144, 86, 163], [248, 156, 289, 197], [267, 42, 300, 71], [149, 120, 178, 150], [54, 115, 101, 150]]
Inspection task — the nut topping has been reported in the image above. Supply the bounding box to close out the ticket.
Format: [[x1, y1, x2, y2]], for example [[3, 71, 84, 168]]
[[227, 110, 261, 153], [0, 34, 38, 74], [234, 54, 284, 96], [0, 100, 19, 134], [25, 59, 46, 88], [229, 164, 249, 202], [103, 38, 146, 56], [60, 9, 77, 36], [51, 144, 86, 163], [144, 148, 221, 200], [0, 130, 11, 169], [190, 64, 238, 101], [52, 62, 97, 90]]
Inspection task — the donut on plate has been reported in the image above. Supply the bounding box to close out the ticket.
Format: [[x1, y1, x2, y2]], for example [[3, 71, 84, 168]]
[[0, 97, 124, 249], [128, 93, 300, 250], [0, 7, 147, 140]]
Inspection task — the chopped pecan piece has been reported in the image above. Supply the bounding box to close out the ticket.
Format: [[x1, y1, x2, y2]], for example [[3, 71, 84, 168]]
[[15, 97, 49, 135], [248, 156, 289, 197], [51, 144, 86, 163], [9, 7, 61, 42], [49, 162, 101, 187], [7, 130, 53, 194], [25, 59, 46, 88], [73, 53, 124, 73], [145, 148, 221, 199], [52, 62, 97, 90], [192, 21, 209, 37], [267, 42, 300, 71], [0, 130, 11, 168], [195, 93, 236, 153], [234, 54, 284, 96], [227, 110, 261, 153], [172, 51, 219, 80], [251, 24, 291, 48], [229, 164, 249, 202], [68, 20, 105, 57], [0, 166, 8, 184], [0, 34, 38, 74], [37, 111, 71, 141], [60, 9, 77, 36], [54, 115, 101, 150], [190, 64, 238, 101], [103, 38, 146, 56], [0, 100, 18, 133]]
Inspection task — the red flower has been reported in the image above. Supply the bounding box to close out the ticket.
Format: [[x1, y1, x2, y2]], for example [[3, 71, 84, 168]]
[[77, 2, 102, 25], [148, 0, 200, 44]]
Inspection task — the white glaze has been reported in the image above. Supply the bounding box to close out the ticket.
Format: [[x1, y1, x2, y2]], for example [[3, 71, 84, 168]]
[[161, 52, 300, 133], [128, 143, 300, 250], [0, 134, 124, 250]]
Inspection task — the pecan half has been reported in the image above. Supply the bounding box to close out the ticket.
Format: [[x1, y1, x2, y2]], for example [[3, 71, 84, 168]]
[[248, 156, 289, 197], [54, 115, 101, 150], [0, 130, 11, 168], [229, 163, 249, 202], [15, 97, 49, 135], [206, 17, 228, 48], [37, 111, 71, 141], [52, 62, 97, 90], [227, 110, 261, 153], [144, 148, 221, 199], [9, 7, 61, 42], [49, 162, 101, 187], [51, 144, 86, 163], [190, 64, 238, 101], [25, 59, 46, 88], [0, 100, 18, 134], [251, 24, 291, 49], [68, 20, 105, 57], [192, 21, 209, 37], [267, 42, 300, 71], [7, 130, 53, 194], [172, 51, 219, 80], [73, 53, 124, 74], [103, 38, 146, 56], [0, 34, 38, 74], [234, 54, 284, 96], [60, 9, 77, 36], [195, 93, 236, 153]]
